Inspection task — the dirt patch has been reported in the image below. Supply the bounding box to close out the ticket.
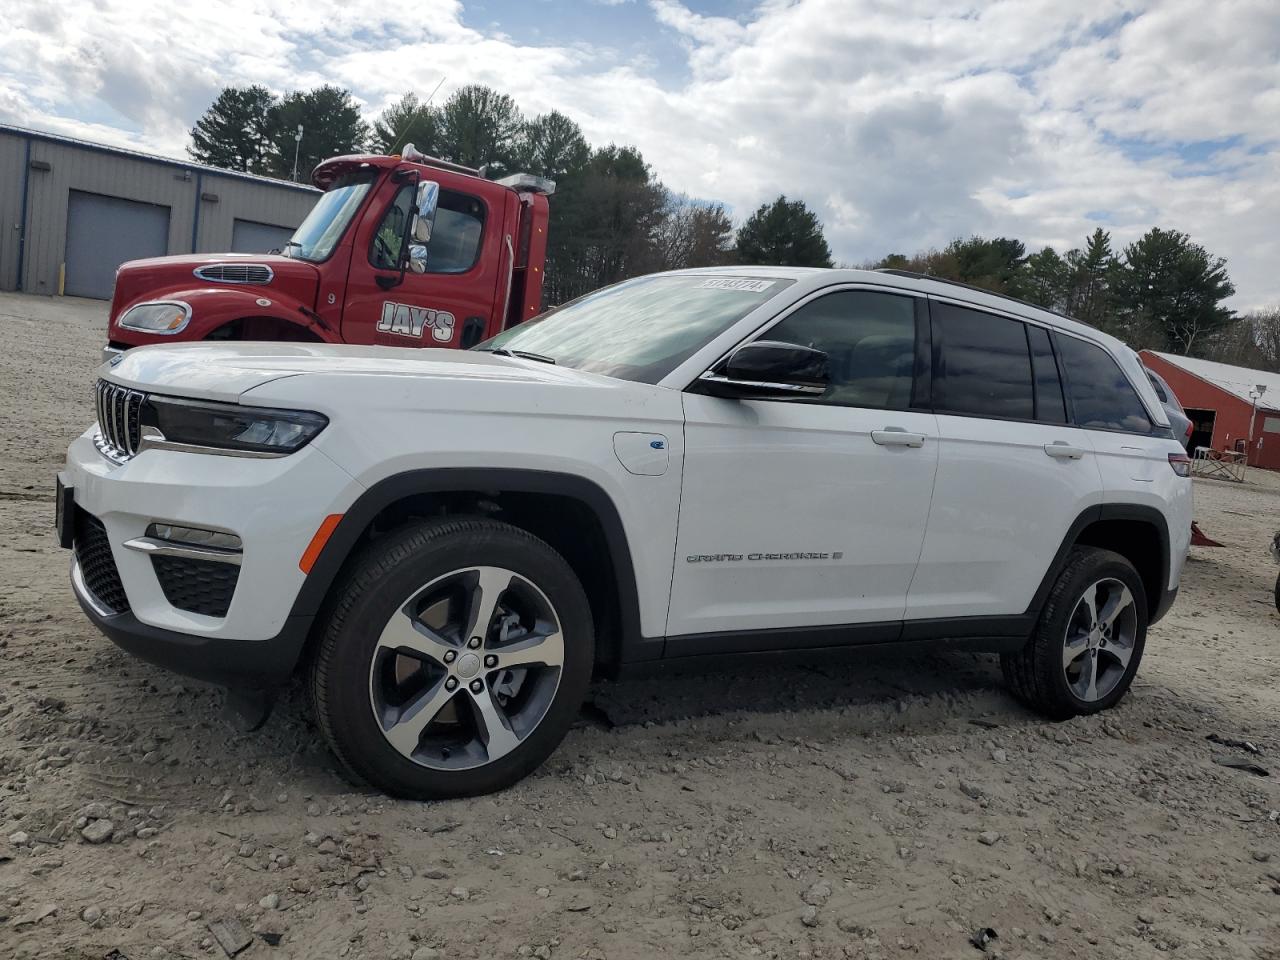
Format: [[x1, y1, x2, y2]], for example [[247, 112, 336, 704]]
[[1, 292, 1277, 959]]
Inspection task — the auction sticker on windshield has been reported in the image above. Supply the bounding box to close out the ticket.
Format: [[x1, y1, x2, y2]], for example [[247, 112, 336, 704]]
[[697, 278, 776, 293]]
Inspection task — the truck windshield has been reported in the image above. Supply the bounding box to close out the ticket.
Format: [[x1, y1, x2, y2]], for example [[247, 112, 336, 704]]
[[477, 275, 793, 384], [282, 171, 375, 262]]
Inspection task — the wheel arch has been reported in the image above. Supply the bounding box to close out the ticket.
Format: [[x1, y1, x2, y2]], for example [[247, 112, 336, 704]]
[[204, 315, 326, 343], [290, 468, 643, 674], [1028, 504, 1172, 624]]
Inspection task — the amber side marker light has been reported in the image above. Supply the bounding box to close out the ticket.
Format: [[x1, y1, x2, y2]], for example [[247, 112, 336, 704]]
[[300, 514, 343, 573]]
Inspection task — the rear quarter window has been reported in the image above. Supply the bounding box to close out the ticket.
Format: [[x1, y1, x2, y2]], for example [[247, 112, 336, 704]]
[[1057, 335, 1153, 434]]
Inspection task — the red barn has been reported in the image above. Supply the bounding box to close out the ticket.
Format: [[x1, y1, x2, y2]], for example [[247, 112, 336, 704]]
[[1140, 350, 1280, 470]]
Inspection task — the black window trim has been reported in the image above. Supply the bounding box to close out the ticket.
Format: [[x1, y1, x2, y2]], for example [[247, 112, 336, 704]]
[[1026, 322, 1069, 425], [366, 183, 489, 276], [700, 283, 932, 413]]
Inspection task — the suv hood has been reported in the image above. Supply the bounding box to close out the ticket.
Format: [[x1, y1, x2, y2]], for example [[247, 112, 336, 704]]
[[101, 342, 612, 404]]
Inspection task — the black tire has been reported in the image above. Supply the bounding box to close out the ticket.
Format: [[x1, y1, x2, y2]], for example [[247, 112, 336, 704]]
[[1001, 546, 1147, 720], [310, 517, 594, 799]]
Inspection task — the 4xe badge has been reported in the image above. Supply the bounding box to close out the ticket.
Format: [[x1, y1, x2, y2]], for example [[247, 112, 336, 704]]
[[377, 301, 455, 342]]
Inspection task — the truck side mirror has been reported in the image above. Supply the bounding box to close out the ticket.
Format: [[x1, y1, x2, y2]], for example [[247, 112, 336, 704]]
[[412, 181, 439, 243]]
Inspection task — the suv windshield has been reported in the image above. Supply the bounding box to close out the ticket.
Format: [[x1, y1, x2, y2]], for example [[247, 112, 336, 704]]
[[477, 275, 793, 383], [283, 171, 376, 262]]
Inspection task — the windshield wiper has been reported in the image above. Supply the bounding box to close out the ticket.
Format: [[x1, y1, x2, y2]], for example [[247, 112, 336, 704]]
[[483, 347, 556, 364]]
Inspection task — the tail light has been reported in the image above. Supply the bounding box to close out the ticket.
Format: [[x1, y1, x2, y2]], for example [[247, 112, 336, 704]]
[[1168, 452, 1191, 477], [1184, 421, 1193, 439]]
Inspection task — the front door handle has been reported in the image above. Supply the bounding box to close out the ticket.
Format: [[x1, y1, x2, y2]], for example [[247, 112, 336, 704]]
[[872, 428, 927, 448], [1044, 442, 1086, 459]]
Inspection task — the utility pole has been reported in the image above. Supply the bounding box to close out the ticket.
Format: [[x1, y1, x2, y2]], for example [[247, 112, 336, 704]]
[[1247, 384, 1267, 468], [291, 124, 304, 182]]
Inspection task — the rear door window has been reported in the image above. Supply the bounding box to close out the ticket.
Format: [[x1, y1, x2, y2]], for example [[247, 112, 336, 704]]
[[932, 302, 1034, 420], [1056, 335, 1153, 433]]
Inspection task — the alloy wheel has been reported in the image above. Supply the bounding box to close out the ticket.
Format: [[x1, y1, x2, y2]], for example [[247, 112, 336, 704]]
[[368, 566, 564, 770], [1061, 577, 1137, 702]]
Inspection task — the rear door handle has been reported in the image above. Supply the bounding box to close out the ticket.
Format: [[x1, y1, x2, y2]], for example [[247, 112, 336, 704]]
[[872, 428, 927, 448], [1044, 442, 1085, 459]]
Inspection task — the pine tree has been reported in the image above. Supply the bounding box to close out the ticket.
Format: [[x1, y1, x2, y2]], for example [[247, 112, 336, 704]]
[[188, 85, 276, 173], [437, 85, 524, 173], [371, 92, 440, 155], [1114, 228, 1235, 355], [734, 196, 833, 268], [266, 86, 370, 181], [517, 111, 590, 180]]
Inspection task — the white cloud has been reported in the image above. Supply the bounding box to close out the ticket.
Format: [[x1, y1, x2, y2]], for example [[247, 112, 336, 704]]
[[1, 0, 1277, 307]]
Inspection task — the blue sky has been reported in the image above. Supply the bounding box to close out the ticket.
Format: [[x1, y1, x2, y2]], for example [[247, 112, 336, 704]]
[[2, 0, 1278, 308]]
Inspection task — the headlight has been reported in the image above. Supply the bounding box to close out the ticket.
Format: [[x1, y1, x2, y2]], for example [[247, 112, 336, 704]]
[[143, 396, 328, 455], [117, 300, 191, 334]]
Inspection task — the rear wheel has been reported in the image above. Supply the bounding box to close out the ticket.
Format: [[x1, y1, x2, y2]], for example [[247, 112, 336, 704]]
[[310, 518, 594, 799], [1002, 546, 1147, 720]]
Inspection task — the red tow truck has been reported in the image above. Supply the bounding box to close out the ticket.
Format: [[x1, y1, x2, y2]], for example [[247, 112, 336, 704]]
[[103, 146, 554, 357]]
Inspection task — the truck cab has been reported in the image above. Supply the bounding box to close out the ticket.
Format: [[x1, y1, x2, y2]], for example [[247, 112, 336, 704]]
[[104, 149, 552, 356]]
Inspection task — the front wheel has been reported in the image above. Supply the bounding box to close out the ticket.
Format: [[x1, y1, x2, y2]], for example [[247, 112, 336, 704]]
[[310, 518, 594, 799], [1001, 546, 1147, 720]]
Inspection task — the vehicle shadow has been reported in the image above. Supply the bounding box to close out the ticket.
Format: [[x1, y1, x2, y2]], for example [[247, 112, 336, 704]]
[[582, 645, 1015, 730], [248, 646, 1019, 797]]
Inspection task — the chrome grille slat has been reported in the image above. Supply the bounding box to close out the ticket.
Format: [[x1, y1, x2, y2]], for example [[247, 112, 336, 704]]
[[193, 263, 272, 284], [107, 384, 119, 448], [95, 380, 148, 463], [113, 386, 125, 451]]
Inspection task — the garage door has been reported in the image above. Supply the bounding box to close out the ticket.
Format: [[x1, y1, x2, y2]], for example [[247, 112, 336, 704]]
[[65, 191, 170, 299], [231, 219, 294, 254]]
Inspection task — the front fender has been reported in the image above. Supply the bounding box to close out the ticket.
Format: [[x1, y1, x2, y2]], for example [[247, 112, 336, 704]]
[[110, 288, 337, 346]]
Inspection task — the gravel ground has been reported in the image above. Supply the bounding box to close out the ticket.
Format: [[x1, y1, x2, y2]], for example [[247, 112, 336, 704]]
[[1, 291, 1277, 960]]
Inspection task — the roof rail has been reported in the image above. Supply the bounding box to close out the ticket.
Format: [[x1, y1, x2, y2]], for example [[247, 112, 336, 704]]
[[874, 268, 1086, 327]]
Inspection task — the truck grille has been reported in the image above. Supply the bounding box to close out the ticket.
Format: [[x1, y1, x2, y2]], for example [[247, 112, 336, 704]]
[[95, 379, 145, 462], [74, 509, 130, 614], [151, 555, 239, 617], [193, 263, 273, 284]]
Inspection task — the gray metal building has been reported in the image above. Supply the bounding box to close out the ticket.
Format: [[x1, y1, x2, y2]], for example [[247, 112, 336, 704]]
[[1, 124, 319, 300]]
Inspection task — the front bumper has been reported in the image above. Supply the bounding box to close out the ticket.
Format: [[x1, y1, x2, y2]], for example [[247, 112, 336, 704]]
[[72, 557, 312, 688], [63, 424, 363, 683]]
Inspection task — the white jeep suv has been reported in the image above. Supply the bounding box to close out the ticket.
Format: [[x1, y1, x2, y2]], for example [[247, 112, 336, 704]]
[[60, 268, 1192, 798]]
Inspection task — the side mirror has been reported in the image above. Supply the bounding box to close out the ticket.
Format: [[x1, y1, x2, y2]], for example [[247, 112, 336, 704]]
[[412, 180, 439, 243], [698, 341, 829, 399], [407, 243, 428, 274]]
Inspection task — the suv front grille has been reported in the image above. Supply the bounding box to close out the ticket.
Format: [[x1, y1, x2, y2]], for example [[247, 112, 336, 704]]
[[193, 263, 273, 284], [94, 379, 145, 463], [74, 508, 129, 614], [151, 555, 239, 617]]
